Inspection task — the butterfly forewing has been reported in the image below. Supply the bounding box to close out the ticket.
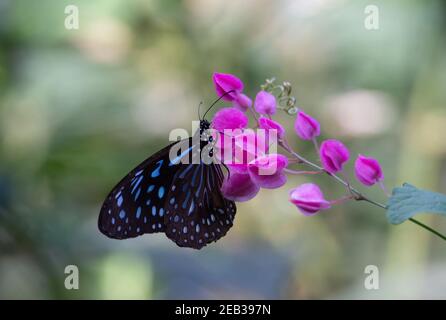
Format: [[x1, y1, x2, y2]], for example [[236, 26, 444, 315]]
[[98, 141, 187, 239]]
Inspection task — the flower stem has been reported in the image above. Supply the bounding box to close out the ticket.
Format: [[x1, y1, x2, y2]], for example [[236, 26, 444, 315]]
[[279, 139, 446, 241], [408, 218, 446, 241], [330, 194, 355, 205], [284, 168, 322, 175], [248, 106, 259, 123], [312, 137, 320, 155]]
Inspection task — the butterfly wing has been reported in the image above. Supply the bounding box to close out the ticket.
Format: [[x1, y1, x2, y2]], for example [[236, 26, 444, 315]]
[[164, 162, 237, 249], [98, 139, 195, 239], [99, 133, 237, 249]]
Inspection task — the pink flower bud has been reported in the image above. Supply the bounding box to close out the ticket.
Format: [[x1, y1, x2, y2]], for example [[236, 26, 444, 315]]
[[254, 90, 277, 115], [294, 111, 320, 140], [212, 72, 243, 101], [289, 183, 331, 216], [258, 117, 286, 140], [211, 107, 248, 131], [319, 139, 350, 174], [354, 154, 384, 186], [221, 172, 260, 202], [233, 93, 252, 112], [248, 154, 288, 189]]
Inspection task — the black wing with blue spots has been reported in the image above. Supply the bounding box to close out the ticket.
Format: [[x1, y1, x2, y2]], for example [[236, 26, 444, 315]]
[[98, 124, 237, 249], [163, 162, 236, 249], [98, 140, 189, 239]]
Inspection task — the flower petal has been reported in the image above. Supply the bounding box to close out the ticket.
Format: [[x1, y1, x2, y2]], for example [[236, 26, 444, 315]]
[[294, 111, 320, 140], [354, 154, 384, 186], [221, 172, 260, 202], [289, 183, 331, 215], [212, 72, 243, 101], [258, 117, 286, 140], [248, 154, 288, 189], [319, 139, 350, 174], [233, 93, 252, 112], [254, 91, 277, 115], [211, 107, 248, 131]]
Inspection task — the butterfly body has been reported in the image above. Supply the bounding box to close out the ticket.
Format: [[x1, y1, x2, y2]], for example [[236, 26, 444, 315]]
[[98, 120, 236, 249]]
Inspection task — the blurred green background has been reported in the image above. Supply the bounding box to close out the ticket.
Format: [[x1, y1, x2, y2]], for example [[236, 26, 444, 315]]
[[1, 0, 446, 299]]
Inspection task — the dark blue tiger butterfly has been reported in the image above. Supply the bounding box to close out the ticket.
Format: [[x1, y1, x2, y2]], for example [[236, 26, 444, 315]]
[[98, 97, 236, 249]]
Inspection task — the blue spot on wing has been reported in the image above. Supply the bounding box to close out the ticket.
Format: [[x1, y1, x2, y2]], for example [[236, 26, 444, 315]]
[[191, 167, 200, 186], [134, 187, 141, 201], [117, 195, 123, 207], [151, 160, 163, 178], [188, 201, 195, 215], [131, 175, 143, 193], [158, 186, 165, 199], [182, 190, 191, 209]]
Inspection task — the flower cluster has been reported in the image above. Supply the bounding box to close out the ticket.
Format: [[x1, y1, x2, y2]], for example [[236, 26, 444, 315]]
[[210, 72, 385, 216]]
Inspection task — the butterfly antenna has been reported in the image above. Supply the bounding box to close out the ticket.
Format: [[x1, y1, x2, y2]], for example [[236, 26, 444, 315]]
[[197, 101, 204, 121], [202, 90, 236, 120]]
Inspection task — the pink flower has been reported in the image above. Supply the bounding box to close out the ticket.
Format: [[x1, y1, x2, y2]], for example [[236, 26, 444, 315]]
[[212, 129, 235, 163], [258, 117, 286, 140], [233, 93, 252, 112], [226, 130, 268, 173], [248, 154, 288, 189], [211, 107, 248, 132], [254, 91, 277, 115], [289, 183, 331, 216], [221, 172, 260, 202], [294, 111, 320, 141], [212, 72, 243, 101], [213, 129, 268, 174], [319, 139, 350, 174], [354, 154, 384, 186]]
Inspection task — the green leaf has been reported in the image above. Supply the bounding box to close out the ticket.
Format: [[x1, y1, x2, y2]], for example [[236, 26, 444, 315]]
[[386, 183, 446, 224]]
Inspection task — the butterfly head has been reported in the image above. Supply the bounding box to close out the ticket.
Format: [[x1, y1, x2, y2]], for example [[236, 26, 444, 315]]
[[199, 119, 210, 131], [199, 120, 214, 146]]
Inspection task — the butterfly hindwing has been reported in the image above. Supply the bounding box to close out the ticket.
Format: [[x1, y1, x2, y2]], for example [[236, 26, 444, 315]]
[[164, 162, 237, 249], [98, 141, 185, 239]]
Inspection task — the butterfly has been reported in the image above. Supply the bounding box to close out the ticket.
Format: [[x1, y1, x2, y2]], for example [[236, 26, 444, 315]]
[[98, 98, 237, 249]]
